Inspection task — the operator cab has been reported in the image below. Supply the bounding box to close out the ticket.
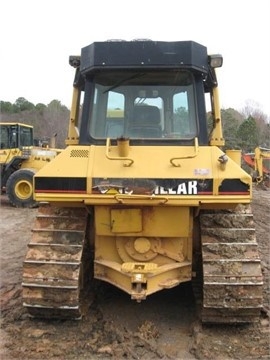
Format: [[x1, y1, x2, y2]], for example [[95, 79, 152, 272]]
[[0, 123, 33, 149], [70, 40, 222, 146]]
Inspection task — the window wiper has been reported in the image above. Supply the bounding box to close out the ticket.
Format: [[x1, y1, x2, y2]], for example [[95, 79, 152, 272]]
[[103, 73, 145, 93]]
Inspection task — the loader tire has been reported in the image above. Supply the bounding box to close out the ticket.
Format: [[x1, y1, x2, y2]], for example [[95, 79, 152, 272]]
[[6, 168, 37, 208]]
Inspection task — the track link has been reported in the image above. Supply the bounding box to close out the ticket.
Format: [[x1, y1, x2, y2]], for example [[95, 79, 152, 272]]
[[22, 203, 88, 319], [199, 204, 263, 323]]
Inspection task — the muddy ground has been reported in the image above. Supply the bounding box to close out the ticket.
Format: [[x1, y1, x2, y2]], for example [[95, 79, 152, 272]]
[[0, 188, 269, 360]]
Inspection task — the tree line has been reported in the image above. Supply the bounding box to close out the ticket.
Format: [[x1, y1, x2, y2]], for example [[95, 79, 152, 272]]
[[0, 98, 69, 148], [217, 106, 270, 151], [1, 97, 269, 151]]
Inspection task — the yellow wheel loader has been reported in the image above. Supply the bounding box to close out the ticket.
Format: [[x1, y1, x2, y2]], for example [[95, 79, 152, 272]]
[[0, 122, 60, 207], [22, 40, 263, 323]]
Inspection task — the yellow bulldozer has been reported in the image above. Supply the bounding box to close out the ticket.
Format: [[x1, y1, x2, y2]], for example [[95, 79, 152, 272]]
[[22, 40, 263, 324], [0, 122, 60, 207]]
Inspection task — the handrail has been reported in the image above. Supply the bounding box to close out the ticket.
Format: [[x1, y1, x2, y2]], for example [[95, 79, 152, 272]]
[[170, 137, 199, 167], [114, 194, 168, 204], [105, 138, 134, 167]]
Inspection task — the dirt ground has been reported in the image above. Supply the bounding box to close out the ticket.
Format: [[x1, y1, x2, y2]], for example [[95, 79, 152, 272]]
[[0, 188, 269, 360]]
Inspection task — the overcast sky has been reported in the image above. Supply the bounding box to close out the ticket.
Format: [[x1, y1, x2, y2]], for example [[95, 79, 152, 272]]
[[1, 0, 270, 119]]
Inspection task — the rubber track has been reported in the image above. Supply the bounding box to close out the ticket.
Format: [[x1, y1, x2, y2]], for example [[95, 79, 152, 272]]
[[199, 204, 263, 323], [22, 203, 87, 319]]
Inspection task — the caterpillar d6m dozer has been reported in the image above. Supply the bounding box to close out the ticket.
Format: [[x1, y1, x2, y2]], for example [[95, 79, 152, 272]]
[[22, 40, 263, 323]]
